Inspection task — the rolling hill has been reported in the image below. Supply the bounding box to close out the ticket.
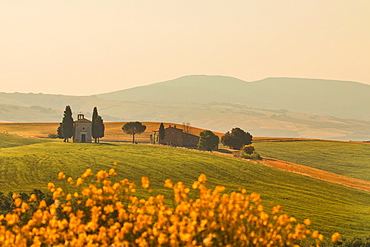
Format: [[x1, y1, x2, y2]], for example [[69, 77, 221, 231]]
[[254, 140, 370, 182], [1, 75, 370, 140], [0, 133, 369, 237], [0, 122, 214, 143], [97, 75, 370, 121]]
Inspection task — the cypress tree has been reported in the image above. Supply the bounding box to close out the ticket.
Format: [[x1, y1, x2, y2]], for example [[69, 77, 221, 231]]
[[57, 123, 63, 139], [61, 106, 74, 142], [159, 123, 165, 141], [92, 107, 99, 143], [95, 115, 105, 143]]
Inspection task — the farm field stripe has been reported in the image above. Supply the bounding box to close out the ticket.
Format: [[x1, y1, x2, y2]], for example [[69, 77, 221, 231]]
[[262, 157, 370, 192]]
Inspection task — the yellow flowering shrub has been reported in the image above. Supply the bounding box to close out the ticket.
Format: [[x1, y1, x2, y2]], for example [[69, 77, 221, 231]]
[[0, 167, 340, 247]]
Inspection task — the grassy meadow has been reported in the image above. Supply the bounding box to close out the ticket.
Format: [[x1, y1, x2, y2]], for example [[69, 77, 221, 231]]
[[0, 133, 369, 238], [253, 140, 370, 181]]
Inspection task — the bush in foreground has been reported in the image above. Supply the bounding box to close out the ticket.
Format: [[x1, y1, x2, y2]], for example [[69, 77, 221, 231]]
[[240, 145, 262, 160], [0, 166, 340, 246]]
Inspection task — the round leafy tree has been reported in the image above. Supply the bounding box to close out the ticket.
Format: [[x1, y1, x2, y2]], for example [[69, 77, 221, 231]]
[[122, 121, 146, 144], [221, 127, 252, 150], [197, 130, 219, 151]]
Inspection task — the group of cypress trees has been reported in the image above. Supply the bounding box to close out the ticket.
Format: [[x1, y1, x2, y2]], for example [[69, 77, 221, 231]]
[[57, 106, 104, 143]]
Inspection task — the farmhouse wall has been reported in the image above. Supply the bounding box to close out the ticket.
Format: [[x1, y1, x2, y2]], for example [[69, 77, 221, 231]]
[[158, 126, 199, 147]]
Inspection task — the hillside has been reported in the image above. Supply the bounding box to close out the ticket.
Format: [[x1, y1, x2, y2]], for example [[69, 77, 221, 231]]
[[0, 133, 369, 237], [0, 122, 216, 143], [254, 140, 370, 182], [1, 76, 370, 140], [97, 75, 370, 121]]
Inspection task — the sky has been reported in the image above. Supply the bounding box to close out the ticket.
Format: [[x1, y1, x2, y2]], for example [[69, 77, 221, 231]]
[[1, 0, 369, 96]]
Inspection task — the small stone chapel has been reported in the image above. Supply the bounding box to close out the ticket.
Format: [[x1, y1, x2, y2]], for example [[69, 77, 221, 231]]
[[73, 114, 92, 143]]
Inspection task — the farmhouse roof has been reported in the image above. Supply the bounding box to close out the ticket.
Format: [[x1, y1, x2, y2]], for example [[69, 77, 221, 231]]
[[166, 126, 199, 138]]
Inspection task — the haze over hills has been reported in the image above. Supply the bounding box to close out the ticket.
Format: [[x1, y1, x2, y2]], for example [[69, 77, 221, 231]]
[[1, 75, 370, 141], [97, 75, 370, 121]]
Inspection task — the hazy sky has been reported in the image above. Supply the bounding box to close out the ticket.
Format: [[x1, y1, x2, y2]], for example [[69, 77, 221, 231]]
[[1, 1, 369, 95]]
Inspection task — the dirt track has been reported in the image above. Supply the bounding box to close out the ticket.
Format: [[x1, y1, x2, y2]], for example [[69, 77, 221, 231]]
[[261, 157, 370, 192]]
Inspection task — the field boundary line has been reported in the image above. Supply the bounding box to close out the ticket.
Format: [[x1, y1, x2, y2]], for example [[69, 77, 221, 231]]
[[262, 157, 370, 192]]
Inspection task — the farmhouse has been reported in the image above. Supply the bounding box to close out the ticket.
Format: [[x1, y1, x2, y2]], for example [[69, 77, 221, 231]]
[[73, 114, 92, 143], [151, 125, 200, 147]]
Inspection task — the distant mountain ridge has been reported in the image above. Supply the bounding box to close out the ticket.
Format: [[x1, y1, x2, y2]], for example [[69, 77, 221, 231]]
[[96, 75, 370, 121], [1, 75, 370, 141]]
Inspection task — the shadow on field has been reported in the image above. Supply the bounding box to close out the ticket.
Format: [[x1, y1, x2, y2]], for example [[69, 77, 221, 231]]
[[97, 143, 119, 146], [216, 149, 233, 154]]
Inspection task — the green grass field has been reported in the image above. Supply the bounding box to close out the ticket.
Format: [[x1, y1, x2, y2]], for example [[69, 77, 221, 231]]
[[253, 140, 370, 181], [0, 133, 369, 238]]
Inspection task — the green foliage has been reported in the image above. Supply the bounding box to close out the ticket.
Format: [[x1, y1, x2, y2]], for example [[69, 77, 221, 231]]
[[159, 122, 165, 140], [239, 145, 262, 160], [0, 192, 12, 213], [122, 121, 147, 144], [0, 189, 51, 215], [240, 151, 262, 160], [61, 105, 73, 142], [241, 145, 255, 154], [95, 116, 104, 141], [197, 130, 219, 151], [92, 106, 98, 141], [221, 127, 252, 149], [57, 123, 63, 138], [92, 107, 105, 143], [0, 134, 369, 237]]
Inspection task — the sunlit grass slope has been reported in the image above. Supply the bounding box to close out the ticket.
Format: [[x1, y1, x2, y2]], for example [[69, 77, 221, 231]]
[[0, 134, 368, 237], [0, 132, 55, 148], [253, 141, 370, 181]]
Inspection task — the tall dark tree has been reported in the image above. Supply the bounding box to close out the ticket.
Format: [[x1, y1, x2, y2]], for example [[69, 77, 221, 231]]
[[92, 107, 104, 143], [57, 123, 63, 139], [221, 127, 252, 150], [159, 123, 165, 141], [122, 122, 146, 144], [94, 115, 105, 143], [61, 106, 74, 142], [197, 130, 219, 151]]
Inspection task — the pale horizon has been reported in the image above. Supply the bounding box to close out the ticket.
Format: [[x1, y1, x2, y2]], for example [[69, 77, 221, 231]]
[[1, 1, 369, 96]]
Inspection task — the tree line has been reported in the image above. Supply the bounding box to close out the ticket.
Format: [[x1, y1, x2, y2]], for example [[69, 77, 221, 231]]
[[57, 106, 105, 143], [197, 127, 260, 159], [55, 107, 257, 158]]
